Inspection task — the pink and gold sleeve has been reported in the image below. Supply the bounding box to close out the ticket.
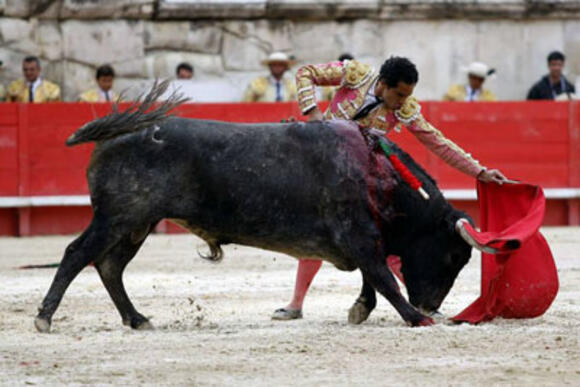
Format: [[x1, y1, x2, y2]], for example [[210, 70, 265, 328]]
[[407, 114, 485, 178], [295, 61, 344, 114]]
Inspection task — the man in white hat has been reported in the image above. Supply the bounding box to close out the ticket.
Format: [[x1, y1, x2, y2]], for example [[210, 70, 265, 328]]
[[443, 62, 496, 102], [243, 52, 297, 102]]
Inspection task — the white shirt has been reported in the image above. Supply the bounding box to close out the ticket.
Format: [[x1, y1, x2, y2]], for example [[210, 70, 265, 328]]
[[27, 77, 42, 96], [465, 85, 481, 102], [355, 77, 381, 116], [98, 88, 112, 101], [269, 75, 287, 101]]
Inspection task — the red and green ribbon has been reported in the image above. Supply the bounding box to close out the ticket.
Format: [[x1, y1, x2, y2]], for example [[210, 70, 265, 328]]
[[378, 139, 430, 200]]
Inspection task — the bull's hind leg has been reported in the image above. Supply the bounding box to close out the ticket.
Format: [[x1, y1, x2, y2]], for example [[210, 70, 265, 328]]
[[93, 226, 152, 330], [35, 219, 120, 333], [348, 275, 376, 325]]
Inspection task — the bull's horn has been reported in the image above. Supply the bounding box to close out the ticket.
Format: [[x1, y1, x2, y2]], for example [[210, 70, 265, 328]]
[[455, 218, 499, 254]]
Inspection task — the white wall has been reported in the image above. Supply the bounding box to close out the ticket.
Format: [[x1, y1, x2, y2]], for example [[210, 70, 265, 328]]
[[1, 1, 579, 101]]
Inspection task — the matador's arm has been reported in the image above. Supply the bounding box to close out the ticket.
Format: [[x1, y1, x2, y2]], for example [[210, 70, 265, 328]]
[[397, 98, 485, 177], [295, 61, 345, 114]]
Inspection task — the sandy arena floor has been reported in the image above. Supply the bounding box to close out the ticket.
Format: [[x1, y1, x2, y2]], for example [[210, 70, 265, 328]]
[[0, 227, 578, 385]]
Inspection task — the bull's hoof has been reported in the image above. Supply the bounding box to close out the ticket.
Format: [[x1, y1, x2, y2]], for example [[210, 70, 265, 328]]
[[34, 316, 51, 333], [271, 308, 302, 321], [348, 302, 371, 325], [126, 314, 154, 330], [134, 320, 155, 331], [429, 311, 447, 323], [417, 316, 435, 326], [409, 316, 435, 327]]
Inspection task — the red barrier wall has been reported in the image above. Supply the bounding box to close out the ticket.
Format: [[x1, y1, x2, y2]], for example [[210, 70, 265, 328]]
[[0, 101, 579, 236]]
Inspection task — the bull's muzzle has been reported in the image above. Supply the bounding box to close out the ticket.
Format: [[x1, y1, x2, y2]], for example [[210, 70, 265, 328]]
[[455, 218, 499, 254]]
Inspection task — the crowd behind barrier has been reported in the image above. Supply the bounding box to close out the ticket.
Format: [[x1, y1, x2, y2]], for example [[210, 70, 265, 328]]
[[0, 51, 577, 104], [0, 100, 579, 236]]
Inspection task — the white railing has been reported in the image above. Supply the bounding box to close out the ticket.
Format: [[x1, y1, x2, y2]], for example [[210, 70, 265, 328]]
[[1, 189, 580, 208]]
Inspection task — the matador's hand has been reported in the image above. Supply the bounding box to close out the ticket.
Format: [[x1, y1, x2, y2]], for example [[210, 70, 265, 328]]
[[307, 107, 324, 121], [477, 169, 508, 185]]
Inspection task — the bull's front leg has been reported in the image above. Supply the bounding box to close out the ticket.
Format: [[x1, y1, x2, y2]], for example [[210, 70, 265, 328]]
[[349, 256, 406, 324], [359, 263, 433, 327], [348, 274, 376, 325]]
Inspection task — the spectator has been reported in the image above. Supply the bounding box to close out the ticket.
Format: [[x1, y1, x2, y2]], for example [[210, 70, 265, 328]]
[[443, 62, 496, 101], [0, 60, 5, 102], [321, 53, 355, 101], [8, 56, 60, 103], [176, 62, 194, 80], [243, 52, 297, 102], [79, 64, 119, 102], [527, 51, 576, 100]]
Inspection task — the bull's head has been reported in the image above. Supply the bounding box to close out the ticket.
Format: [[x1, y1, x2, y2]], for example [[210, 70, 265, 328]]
[[400, 211, 490, 314]]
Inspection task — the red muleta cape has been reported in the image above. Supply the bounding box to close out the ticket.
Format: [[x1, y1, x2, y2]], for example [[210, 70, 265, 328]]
[[452, 181, 559, 324]]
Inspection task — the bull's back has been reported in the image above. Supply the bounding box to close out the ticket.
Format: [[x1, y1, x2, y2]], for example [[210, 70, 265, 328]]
[[157, 118, 368, 200], [88, 118, 375, 257]]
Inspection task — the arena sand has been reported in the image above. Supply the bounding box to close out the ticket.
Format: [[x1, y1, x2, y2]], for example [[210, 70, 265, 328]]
[[0, 227, 578, 385]]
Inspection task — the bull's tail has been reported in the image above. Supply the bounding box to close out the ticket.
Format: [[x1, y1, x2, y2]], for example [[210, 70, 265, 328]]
[[66, 80, 188, 146]]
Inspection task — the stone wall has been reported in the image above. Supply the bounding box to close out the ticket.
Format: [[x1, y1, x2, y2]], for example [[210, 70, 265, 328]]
[[1, 0, 579, 101]]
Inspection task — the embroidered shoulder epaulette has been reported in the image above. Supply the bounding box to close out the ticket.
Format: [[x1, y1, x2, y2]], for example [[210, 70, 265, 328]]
[[251, 77, 269, 94], [79, 89, 98, 102], [343, 60, 373, 89], [448, 84, 465, 96], [8, 78, 25, 92], [43, 80, 59, 92], [395, 96, 421, 124]]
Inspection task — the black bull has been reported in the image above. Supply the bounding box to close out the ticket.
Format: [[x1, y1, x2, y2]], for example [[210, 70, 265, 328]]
[[35, 94, 482, 332]]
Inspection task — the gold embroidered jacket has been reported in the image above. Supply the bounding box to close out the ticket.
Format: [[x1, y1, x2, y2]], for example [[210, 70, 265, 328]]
[[295, 60, 486, 177], [78, 88, 120, 103], [243, 76, 297, 102], [8, 78, 61, 103], [443, 84, 497, 102]]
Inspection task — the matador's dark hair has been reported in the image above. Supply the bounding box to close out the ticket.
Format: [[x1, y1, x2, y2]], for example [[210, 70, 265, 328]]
[[338, 53, 354, 61], [379, 56, 419, 88]]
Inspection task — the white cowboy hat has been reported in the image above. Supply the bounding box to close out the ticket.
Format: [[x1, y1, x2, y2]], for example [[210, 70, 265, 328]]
[[463, 61, 495, 78], [261, 52, 296, 67]]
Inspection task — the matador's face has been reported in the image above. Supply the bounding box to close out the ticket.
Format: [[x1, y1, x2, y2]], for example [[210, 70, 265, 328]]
[[376, 80, 415, 111]]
